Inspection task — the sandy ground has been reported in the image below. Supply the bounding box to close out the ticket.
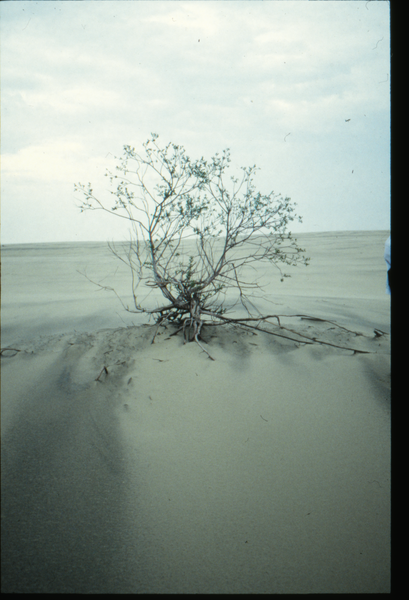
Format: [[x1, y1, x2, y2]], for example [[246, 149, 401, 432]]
[[1, 231, 391, 593]]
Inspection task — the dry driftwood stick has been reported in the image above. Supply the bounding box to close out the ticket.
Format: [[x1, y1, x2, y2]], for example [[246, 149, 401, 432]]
[[95, 366, 109, 381]]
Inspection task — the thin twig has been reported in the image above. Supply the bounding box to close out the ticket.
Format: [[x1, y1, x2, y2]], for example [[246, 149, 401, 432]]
[[0, 348, 22, 357], [95, 366, 109, 381]]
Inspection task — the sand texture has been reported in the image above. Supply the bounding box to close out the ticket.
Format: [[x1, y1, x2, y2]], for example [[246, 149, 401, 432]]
[[1, 231, 391, 593]]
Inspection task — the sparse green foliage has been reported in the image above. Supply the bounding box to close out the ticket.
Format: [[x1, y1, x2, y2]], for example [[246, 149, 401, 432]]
[[75, 134, 309, 358]]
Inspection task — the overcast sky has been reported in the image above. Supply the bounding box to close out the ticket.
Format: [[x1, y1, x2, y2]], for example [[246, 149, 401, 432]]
[[1, 0, 390, 244]]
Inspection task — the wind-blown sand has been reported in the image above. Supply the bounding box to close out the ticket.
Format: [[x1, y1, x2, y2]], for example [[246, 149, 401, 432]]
[[1, 231, 391, 593]]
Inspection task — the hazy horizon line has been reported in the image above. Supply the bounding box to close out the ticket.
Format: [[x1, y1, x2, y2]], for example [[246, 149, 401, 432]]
[[1, 229, 390, 248]]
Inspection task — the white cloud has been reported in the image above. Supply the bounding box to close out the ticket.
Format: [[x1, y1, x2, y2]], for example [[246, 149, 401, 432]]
[[142, 1, 222, 37], [2, 141, 106, 183], [19, 86, 122, 115]]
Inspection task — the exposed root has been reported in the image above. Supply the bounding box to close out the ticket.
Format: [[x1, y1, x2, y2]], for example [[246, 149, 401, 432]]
[[194, 333, 215, 360], [161, 310, 387, 360], [151, 309, 383, 358], [298, 315, 364, 335]]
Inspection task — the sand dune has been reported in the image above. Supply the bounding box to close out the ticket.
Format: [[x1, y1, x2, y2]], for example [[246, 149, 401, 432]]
[[1, 231, 391, 593]]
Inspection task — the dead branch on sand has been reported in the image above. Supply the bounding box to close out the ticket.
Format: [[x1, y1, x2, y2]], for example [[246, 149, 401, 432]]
[[95, 366, 109, 381]]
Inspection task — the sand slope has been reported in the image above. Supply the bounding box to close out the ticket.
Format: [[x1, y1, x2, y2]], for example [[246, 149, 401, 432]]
[[1, 231, 391, 593]]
